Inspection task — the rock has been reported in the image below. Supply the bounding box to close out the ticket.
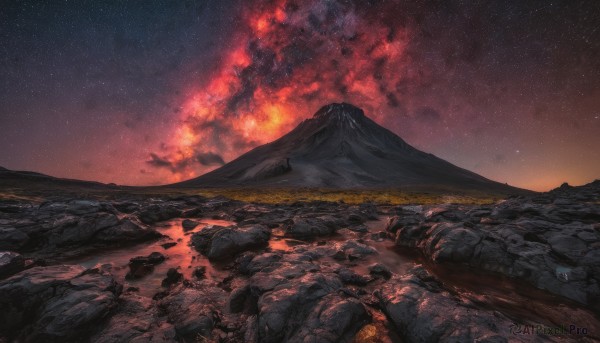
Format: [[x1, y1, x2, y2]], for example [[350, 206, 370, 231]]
[[0, 228, 29, 250], [548, 235, 587, 262], [112, 201, 140, 214], [137, 204, 181, 225], [190, 225, 228, 254], [181, 219, 199, 231], [335, 240, 377, 260], [191, 225, 270, 261], [359, 203, 379, 220], [348, 224, 369, 233], [337, 268, 370, 286], [158, 286, 227, 341], [49, 212, 120, 247], [161, 268, 183, 287], [127, 264, 155, 280], [255, 273, 368, 343], [370, 231, 389, 241], [384, 216, 404, 233], [377, 266, 533, 342], [91, 293, 177, 343], [126, 252, 166, 279], [193, 266, 206, 279], [93, 218, 162, 244], [285, 295, 369, 343], [391, 193, 600, 310], [283, 215, 345, 238], [368, 263, 392, 279], [161, 242, 177, 250], [332, 250, 347, 261], [146, 252, 166, 264], [0, 251, 25, 279], [0, 265, 120, 342], [427, 224, 483, 263]]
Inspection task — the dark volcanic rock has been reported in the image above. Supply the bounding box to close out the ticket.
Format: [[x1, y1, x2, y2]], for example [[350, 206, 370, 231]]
[[389, 183, 600, 311], [0, 228, 29, 250], [158, 285, 228, 341], [126, 252, 166, 279], [283, 215, 345, 238], [0, 198, 163, 261], [255, 273, 368, 343], [181, 219, 199, 231], [0, 265, 121, 342], [93, 218, 163, 244], [377, 266, 536, 342], [137, 203, 181, 224], [191, 224, 270, 261], [193, 266, 206, 279], [91, 293, 177, 343], [368, 263, 392, 279], [337, 267, 370, 286], [161, 242, 177, 250], [0, 251, 25, 279], [161, 268, 183, 287]]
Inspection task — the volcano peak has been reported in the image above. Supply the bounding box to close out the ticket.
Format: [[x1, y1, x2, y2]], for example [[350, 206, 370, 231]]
[[313, 102, 365, 120]]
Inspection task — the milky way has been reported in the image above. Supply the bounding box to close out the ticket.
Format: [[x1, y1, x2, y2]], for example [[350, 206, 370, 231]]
[[1, 0, 599, 190]]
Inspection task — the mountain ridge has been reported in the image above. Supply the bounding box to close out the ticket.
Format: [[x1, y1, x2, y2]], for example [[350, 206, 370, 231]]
[[178, 103, 524, 194]]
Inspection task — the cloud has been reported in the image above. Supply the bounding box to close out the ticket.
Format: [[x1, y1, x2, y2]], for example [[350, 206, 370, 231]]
[[146, 150, 225, 174], [196, 152, 225, 166], [146, 153, 176, 170]]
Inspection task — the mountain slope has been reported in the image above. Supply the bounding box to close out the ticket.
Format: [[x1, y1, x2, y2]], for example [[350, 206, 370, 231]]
[[178, 103, 523, 193]]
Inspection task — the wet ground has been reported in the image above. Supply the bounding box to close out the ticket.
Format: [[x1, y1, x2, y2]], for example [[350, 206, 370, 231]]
[[64, 218, 235, 297], [65, 215, 600, 340]]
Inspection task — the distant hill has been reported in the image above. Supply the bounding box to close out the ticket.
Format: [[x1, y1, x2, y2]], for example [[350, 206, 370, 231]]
[[0, 166, 111, 190], [177, 103, 525, 195]]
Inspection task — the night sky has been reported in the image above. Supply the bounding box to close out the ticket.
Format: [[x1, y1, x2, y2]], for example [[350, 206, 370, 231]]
[[1, 0, 599, 191]]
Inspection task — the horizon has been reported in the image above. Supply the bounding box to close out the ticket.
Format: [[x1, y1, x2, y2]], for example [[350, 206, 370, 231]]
[[1, 1, 599, 191]]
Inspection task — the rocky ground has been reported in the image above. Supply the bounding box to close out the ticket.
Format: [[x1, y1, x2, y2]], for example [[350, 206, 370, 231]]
[[1, 181, 599, 342]]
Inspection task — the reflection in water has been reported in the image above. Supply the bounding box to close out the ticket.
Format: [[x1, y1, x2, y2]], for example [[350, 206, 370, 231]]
[[68, 218, 234, 297], [268, 228, 307, 251]]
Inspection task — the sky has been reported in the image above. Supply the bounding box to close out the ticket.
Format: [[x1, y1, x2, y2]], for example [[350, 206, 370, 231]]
[[1, 0, 599, 191]]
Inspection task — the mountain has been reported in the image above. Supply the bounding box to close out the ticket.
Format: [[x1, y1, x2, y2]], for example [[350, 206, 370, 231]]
[[177, 103, 524, 193], [0, 166, 112, 190]]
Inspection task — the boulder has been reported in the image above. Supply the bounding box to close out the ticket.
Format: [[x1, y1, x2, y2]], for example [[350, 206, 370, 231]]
[[0, 265, 120, 342], [0, 228, 29, 250], [181, 219, 199, 231], [161, 268, 183, 287], [191, 225, 270, 261], [377, 266, 536, 342], [0, 251, 25, 279], [126, 252, 166, 279]]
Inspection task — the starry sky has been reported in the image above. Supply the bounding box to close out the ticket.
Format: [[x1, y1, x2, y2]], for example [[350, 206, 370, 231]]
[[1, 0, 599, 191]]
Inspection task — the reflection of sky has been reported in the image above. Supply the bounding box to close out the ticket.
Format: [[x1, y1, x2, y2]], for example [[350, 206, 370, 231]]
[[1, 1, 599, 191], [66, 219, 234, 297]]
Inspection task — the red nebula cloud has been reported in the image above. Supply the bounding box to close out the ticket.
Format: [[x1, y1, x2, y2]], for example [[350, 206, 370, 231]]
[[153, 0, 420, 182]]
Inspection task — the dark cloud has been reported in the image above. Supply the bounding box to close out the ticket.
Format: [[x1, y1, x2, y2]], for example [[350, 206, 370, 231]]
[[196, 152, 225, 166], [147, 150, 225, 173], [146, 153, 174, 170]]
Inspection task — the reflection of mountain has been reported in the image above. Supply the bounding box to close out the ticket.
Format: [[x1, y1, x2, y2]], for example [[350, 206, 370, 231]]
[[179, 103, 522, 193]]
